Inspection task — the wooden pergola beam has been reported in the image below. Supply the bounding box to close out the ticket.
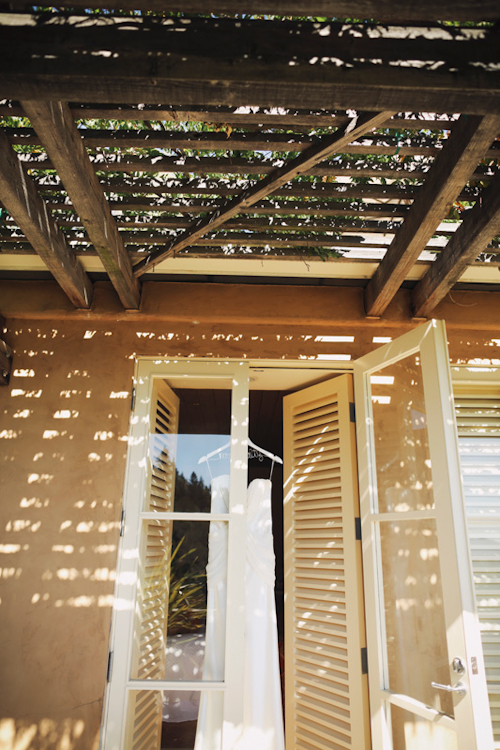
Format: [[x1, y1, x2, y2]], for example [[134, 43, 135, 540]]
[[2, 17, 499, 114], [5, 0, 499, 22], [364, 114, 500, 318], [21, 101, 140, 309], [133, 110, 394, 275], [412, 170, 500, 318], [0, 127, 93, 308]]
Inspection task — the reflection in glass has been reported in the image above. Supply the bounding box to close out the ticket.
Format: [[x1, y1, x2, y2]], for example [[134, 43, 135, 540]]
[[148, 384, 232, 513], [370, 357, 434, 513], [390, 705, 458, 750], [131, 520, 227, 682], [380, 518, 453, 717], [126, 690, 223, 750]]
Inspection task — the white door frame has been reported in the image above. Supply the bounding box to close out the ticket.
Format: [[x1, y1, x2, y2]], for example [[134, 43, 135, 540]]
[[101, 338, 492, 750], [102, 359, 250, 750], [353, 320, 493, 750]]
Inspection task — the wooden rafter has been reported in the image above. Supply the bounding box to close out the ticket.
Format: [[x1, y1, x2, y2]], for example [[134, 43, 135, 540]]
[[21, 101, 140, 309], [0, 127, 93, 308], [42, 180, 419, 203], [13, 127, 494, 160], [412, 169, 500, 318], [0, 104, 459, 132], [133, 110, 394, 275], [4, 0, 499, 22], [364, 114, 500, 318], [1, 17, 499, 114], [17, 153, 443, 182]]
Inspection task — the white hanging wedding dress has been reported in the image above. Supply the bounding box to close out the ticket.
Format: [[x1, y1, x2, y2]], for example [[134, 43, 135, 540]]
[[237, 477, 285, 750], [194, 475, 284, 750]]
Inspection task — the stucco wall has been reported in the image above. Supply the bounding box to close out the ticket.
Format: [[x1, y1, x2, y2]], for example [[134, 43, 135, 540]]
[[0, 280, 499, 750]]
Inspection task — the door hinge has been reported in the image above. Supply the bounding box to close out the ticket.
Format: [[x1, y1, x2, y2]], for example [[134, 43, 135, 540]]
[[355, 517, 362, 541], [106, 650, 114, 682], [361, 647, 368, 675], [130, 387, 136, 411], [120, 509, 126, 537], [349, 402, 356, 423]]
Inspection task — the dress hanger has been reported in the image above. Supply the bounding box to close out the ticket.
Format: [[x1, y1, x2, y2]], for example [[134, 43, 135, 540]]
[[198, 440, 282, 466], [248, 439, 283, 465]]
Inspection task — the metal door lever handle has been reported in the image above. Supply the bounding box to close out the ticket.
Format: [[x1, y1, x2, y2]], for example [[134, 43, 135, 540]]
[[431, 681, 467, 696]]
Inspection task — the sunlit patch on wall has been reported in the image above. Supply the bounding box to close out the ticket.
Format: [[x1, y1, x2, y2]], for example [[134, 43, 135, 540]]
[[0, 430, 18, 439], [55, 596, 95, 607], [315, 335, 355, 343], [20, 497, 48, 508], [316, 354, 351, 360], [0, 568, 22, 579], [53, 410, 79, 419], [370, 375, 395, 384], [94, 431, 114, 440], [27, 473, 53, 484], [12, 368, 35, 377], [373, 336, 392, 343], [5, 520, 41, 532], [372, 396, 391, 404], [467, 358, 500, 366], [110, 391, 129, 399], [52, 545, 74, 554], [93, 545, 116, 554], [13, 408, 30, 418], [83, 330, 96, 339], [11, 389, 42, 398]]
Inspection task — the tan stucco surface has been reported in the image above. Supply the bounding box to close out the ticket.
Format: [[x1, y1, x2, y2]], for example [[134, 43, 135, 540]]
[[0, 280, 499, 749]]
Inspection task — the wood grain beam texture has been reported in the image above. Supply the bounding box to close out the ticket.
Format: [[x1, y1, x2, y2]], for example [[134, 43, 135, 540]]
[[1, 17, 499, 114], [0, 105, 459, 132], [364, 114, 500, 318], [4, 0, 499, 21], [0, 127, 93, 308], [21, 101, 140, 309], [133, 110, 394, 275], [412, 169, 500, 318]]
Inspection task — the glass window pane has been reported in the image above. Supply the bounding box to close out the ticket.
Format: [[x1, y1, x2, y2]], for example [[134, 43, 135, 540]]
[[379, 518, 453, 717], [131, 520, 227, 683], [370, 357, 434, 513], [126, 690, 223, 750], [148, 386, 232, 513], [389, 705, 458, 750]]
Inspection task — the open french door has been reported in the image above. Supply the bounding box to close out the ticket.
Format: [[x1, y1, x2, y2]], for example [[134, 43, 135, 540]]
[[284, 320, 492, 750], [353, 320, 493, 750]]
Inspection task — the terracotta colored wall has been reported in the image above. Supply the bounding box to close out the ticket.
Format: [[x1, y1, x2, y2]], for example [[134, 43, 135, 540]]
[[0, 280, 499, 749]]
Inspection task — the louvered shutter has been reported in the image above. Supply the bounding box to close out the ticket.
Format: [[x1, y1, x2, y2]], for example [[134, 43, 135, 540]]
[[126, 380, 180, 750], [455, 390, 500, 744], [283, 374, 370, 750]]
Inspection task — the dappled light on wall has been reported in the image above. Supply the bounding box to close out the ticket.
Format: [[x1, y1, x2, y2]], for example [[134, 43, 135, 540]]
[[0, 322, 133, 750]]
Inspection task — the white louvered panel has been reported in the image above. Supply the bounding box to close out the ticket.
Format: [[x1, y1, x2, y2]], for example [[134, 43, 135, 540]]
[[284, 374, 370, 750], [126, 381, 180, 750], [456, 392, 500, 745]]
